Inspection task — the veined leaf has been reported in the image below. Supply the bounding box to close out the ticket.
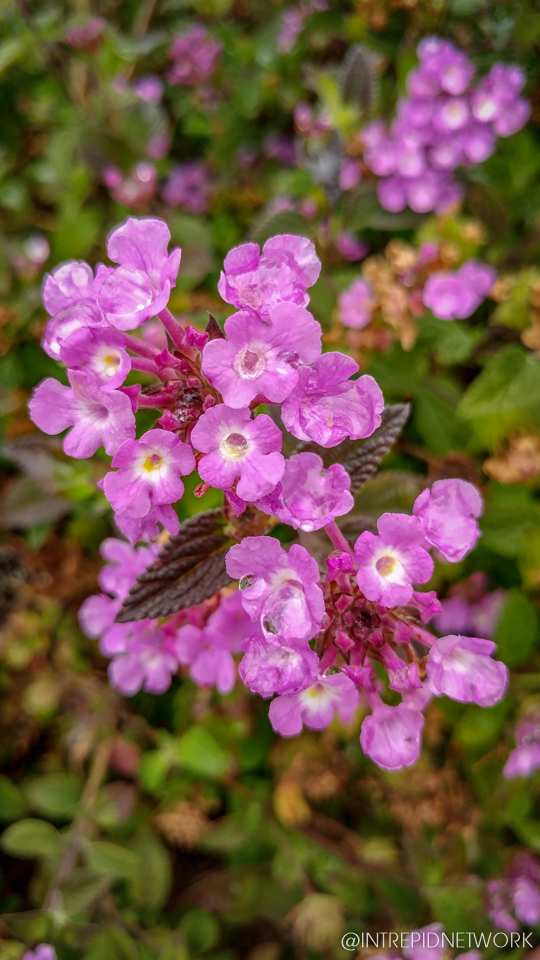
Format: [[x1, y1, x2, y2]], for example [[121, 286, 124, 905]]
[[117, 509, 231, 622]]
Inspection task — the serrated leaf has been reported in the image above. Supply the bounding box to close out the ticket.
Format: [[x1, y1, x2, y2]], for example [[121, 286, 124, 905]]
[[319, 404, 410, 495], [1, 819, 60, 859], [117, 509, 231, 622]]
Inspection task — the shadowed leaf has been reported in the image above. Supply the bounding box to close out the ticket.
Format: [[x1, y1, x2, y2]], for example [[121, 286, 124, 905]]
[[117, 509, 232, 622], [206, 314, 224, 339], [341, 44, 378, 114]]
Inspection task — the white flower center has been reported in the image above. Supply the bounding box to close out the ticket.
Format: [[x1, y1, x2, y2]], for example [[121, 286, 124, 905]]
[[373, 549, 405, 583], [220, 431, 250, 462], [234, 343, 267, 380], [95, 346, 122, 377]]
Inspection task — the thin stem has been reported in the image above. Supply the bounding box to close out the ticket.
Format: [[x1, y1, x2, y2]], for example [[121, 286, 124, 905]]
[[123, 334, 160, 360], [324, 519, 353, 554], [159, 308, 188, 350], [130, 357, 161, 376]]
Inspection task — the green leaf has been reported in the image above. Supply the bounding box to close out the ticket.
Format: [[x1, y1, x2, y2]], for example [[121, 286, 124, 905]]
[[493, 589, 538, 666], [414, 380, 468, 454], [180, 909, 220, 953], [129, 829, 172, 912], [24, 772, 82, 820], [459, 346, 540, 448], [176, 726, 232, 779], [481, 484, 540, 559], [84, 927, 139, 960], [0, 776, 28, 821], [454, 700, 509, 751], [1, 818, 60, 858], [85, 840, 139, 880]]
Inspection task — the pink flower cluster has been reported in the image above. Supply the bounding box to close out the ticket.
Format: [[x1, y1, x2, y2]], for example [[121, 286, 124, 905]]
[[22, 946, 56, 960], [422, 261, 495, 320], [487, 854, 540, 931], [30, 217, 509, 770], [168, 25, 221, 87], [504, 713, 540, 780], [363, 38, 529, 213], [162, 162, 212, 214]]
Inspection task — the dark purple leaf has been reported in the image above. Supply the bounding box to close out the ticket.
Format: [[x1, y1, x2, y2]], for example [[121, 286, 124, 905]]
[[117, 509, 232, 622], [206, 314, 224, 340]]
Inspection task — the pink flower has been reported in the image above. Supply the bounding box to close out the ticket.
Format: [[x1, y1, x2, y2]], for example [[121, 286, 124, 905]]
[[42, 300, 106, 360], [504, 714, 540, 779], [190, 404, 284, 502], [338, 278, 373, 329], [60, 327, 131, 390], [97, 218, 181, 329], [354, 513, 433, 608], [413, 479, 483, 562], [488, 854, 540, 932], [217, 234, 321, 318], [360, 703, 424, 770], [174, 592, 252, 693], [108, 623, 179, 696], [29, 371, 135, 458], [281, 353, 383, 448], [103, 428, 195, 523], [422, 261, 495, 320], [226, 536, 325, 644], [201, 304, 321, 408], [426, 634, 508, 706], [239, 635, 320, 698], [257, 452, 353, 531], [168, 25, 221, 86], [22, 946, 57, 960], [269, 671, 359, 735], [43, 260, 95, 316], [162, 162, 211, 214]]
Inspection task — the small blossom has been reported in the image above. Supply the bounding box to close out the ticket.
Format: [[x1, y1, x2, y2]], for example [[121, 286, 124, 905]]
[[42, 300, 105, 359], [413, 478, 483, 562], [360, 703, 424, 770], [504, 714, 540, 779], [103, 428, 195, 523], [354, 513, 433, 608], [43, 260, 95, 316], [29, 371, 135, 458], [257, 452, 353, 531], [60, 327, 131, 389], [108, 623, 179, 696], [97, 218, 181, 329], [202, 304, 321, 408], [269, 671, 359, 735], [168, 25, 221, 86], [338, 278, 373, 329], [426, 634, 508, 706], [191, 404, 284, 501], [239, 635, 320, 698], [281, 352, 384, 448], [422, 261, 495, 320], [488, 855, 540, 932], [226, 536, 325, 644], [22, 946, 57, 960], [162, 162, 211, 214], [217, 234, 321, 318], [174, 592, 252, 693]]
